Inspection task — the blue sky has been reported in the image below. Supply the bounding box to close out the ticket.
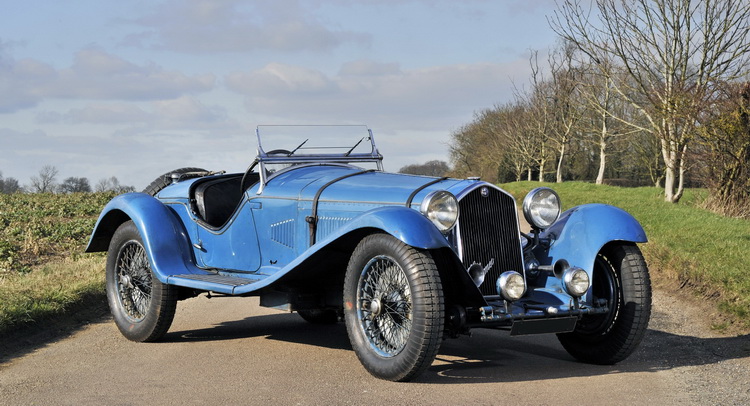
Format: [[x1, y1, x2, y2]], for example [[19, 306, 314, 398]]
[[1, 0, 560, 189]]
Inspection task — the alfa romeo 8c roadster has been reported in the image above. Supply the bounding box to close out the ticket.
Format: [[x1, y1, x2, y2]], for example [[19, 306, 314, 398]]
[[86, 125, 651, 381]]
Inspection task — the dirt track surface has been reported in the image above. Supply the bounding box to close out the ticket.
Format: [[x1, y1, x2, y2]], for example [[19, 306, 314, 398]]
[[1, 288, 749, 406]]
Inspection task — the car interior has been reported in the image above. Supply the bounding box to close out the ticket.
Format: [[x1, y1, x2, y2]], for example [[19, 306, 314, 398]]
[[191, 172, 259, 228]]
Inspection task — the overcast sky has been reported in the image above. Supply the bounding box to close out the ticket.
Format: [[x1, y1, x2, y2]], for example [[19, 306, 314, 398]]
[[1, 0, 560, 189]]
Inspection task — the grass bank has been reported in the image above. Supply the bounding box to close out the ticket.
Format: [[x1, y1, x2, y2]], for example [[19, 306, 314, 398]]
[[0, 192, 113, 334], [501, 181, 750, 331]]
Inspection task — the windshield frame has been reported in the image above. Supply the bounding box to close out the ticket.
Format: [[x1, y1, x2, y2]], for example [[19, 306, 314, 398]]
[[252, 125, 384, 193]]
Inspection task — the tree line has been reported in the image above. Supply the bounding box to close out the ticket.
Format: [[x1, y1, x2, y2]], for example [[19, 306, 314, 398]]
[[0, 165, 134, 194], [448, 0, 750, 216]]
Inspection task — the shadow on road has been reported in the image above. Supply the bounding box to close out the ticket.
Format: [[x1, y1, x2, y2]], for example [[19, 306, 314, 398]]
[[0, 293, 110, 366], [163, 312, 353, 351], [162, 311, 750, 384]]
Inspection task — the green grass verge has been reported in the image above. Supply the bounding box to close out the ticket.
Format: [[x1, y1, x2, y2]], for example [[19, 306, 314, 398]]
[[501, 181, 750, 330], [0, 192, 113, 334], [0, 256, 105, 332]]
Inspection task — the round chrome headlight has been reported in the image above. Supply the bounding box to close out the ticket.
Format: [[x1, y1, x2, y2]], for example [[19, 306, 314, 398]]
[[420, 190, 459, 233], [522, 187, 561, 230], [496, 271, 526, 301], [562, 267, 590, 297]]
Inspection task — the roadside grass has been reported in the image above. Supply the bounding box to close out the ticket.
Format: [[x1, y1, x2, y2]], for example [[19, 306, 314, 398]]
[[0, 192, 113, 334], [0, 256, 105, 332], [501, 181, 750, 331]]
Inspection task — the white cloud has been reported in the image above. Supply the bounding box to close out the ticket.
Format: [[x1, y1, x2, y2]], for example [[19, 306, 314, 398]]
[[34, 97, 238, 134], [0, 56, 56, 113], [124, 0, 371, 53], [152, 96, 227, 124], [0, 47, 215, 113], [0, 125, 253, 189], [225, 59, 528, 130], [60, 103, 151, 124], [339, 60, 401, 77], [226, 63, 335, 95], [54, 48, 215, 100]]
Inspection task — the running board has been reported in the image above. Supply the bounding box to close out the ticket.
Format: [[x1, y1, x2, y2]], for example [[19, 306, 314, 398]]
[[168, 273, 266, 295]]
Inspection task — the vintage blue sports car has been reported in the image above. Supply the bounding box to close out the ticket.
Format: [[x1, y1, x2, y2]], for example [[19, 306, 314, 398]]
[[86, 125, 651, 381]]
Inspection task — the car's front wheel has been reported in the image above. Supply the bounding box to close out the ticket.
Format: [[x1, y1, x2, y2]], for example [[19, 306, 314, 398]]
[[557, 243, 651, 364], [106, 220, 177, 342], [343, 234, 444, 382]]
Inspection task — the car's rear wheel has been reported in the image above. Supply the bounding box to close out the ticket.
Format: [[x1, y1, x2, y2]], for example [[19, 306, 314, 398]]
[[106, 221, 177, 342], [557, 243, 651, 364], [142, 167, 207, 196], [343, 234, 444, 382]]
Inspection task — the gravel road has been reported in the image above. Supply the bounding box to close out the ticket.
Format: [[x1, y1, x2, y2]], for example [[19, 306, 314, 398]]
[[1, 284, 748, 405]]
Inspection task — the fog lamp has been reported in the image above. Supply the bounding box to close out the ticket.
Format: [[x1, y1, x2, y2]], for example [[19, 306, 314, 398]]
[[563, 267, 590, 297], [496, 271, 526, 302]]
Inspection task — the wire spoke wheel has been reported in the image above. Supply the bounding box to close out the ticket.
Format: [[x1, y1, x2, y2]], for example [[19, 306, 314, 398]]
[[106, 220, 177, 342], [357, 255, 412, 357], [115, 240, 153, 322], [344, 234, 444, 382]]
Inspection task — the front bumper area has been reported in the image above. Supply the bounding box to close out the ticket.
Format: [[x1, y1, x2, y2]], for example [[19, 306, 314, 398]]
[[466, 298, 610, 336]]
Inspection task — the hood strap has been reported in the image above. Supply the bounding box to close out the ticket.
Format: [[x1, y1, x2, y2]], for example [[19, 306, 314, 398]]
[[405, 177, 449, 208], [306, 169, 375, 246]]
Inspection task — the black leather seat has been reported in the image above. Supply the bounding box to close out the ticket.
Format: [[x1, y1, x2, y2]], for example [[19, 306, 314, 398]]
[[194, 176, 243, 228]]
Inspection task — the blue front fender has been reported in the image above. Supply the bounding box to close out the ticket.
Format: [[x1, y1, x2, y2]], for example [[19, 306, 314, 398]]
[[237, 206, 457, 295], [328, 205, 453, 250], [86, 193, 204, 283], [537, 203, 647, 274]]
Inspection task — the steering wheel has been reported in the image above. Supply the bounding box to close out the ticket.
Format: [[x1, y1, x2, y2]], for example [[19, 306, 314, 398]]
[[265, 149, 292, 156]]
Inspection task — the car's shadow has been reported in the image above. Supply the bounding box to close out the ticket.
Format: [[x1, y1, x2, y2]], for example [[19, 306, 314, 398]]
[[163, 311, 750, 384]]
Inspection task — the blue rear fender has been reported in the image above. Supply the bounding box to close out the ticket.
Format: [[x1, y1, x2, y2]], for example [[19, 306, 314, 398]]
[[536, 203, 647, 275], [85, 193, 202, 283]]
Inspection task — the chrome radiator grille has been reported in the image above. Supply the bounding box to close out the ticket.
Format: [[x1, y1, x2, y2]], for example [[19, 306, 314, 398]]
[[455, 186, 524, 296]]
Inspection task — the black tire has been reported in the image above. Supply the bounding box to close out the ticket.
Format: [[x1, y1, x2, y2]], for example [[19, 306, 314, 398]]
[[343, 234, 444, 382], [106, 221, 177, 342], [142, 167, 207, 196], [557, 243, 651, 364], [298, 309, 339, 324]]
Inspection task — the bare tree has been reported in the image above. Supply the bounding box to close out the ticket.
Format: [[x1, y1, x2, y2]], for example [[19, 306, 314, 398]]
[[29, 165, 58, 193], [500, 103, 539, 181], [1, 177, 22, 193], [449, 109, 509, 182], [696, 82, 750, 217], [548, 42, 584, 183], [0, 171, 22, 193], [449, 119, 492, 179], [398, 160, 451, 177], [552, 0, 750, 202], [520, 51, 555, 182], [577, 59, 645, 184], [95, 176, 135, 193], [58, 177, 92, 193]]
